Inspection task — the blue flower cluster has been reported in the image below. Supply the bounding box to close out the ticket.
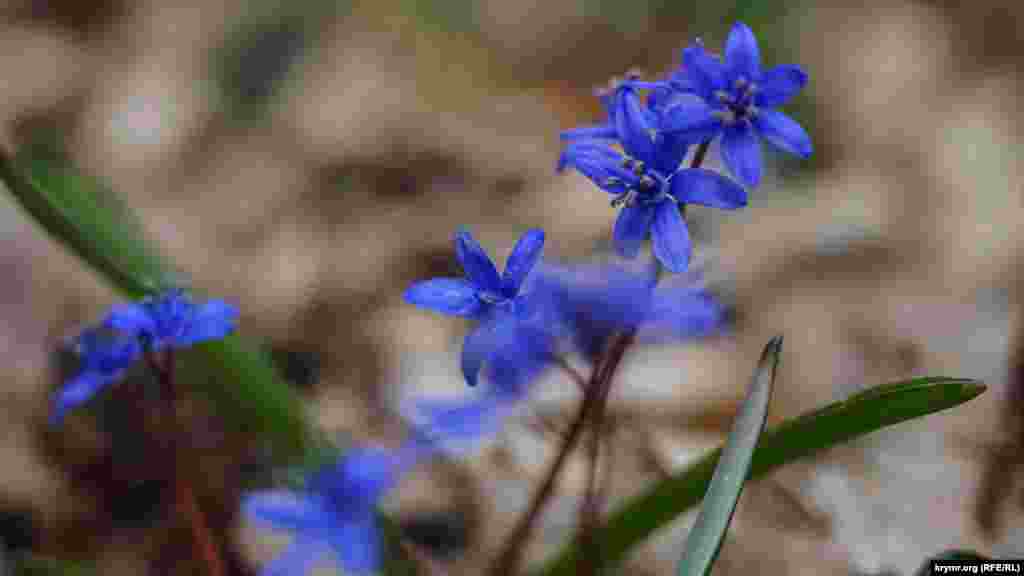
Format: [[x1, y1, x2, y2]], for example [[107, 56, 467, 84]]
[[245, 21, 809, 576], [559, 21, 810, 272], [47, 21, 810, 576]]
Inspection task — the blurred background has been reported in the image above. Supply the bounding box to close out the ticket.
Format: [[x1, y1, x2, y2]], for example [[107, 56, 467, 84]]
[[0, 0, 1022, 574]]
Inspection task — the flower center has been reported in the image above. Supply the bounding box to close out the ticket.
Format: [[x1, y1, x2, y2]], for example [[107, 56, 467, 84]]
[[609, 159, 670, 208], [712, 76, 759, 125]]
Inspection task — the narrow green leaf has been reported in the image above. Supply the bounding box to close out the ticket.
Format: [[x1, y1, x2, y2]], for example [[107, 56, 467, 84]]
[[534, 377, 986, 576], [0, 133, 313, 462], [677, 336, 780, 576], [0, 130, 167, 298]]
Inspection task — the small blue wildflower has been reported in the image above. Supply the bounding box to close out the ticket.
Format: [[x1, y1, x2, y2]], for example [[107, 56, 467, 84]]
[[662, 22, 812, 187], [559, 84, 747, 273], [50, 326, 143, 426], [528, 262, 725, 360], [49, 288, 239, 426], [103, 287, 239, 351], [407, 316, 556, 454], [244, 444, 421, 575], [404, 228, 546, 386]]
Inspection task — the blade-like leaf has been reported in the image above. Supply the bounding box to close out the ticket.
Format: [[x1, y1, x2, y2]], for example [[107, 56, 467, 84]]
[[677, 336, 780, 575], [0, 132, 313, 461], [534, 377, 986, 576], [0, 129, 166, 298]]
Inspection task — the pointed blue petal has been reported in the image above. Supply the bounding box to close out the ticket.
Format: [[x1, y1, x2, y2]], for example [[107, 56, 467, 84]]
[[178, 299, 239, 346], [753, 109, 812, 158], [329, 517, 382, 574], [486, 321, 554, 400], [614, 88, 656, 164], [461, 322, 496, 387], [502, 229, 545, 297], [682, 41, 727, 99], [754, 64, 808, 108], [412, 396, 506, 454], [51, 371, 112, 425], [669, 168, 748, 209], [454, 229, 503, 294], [103, 303, 157, 338], [560, 124, 618, 141], [652, 132, 692, 175], [244, 491, 325, 531], [644, 289, 725, 343], [725, 22, 760, 81], [660, 95, 721, 142], [651, 201, 691, 273], [613, 204, 655, 259], [404, 278, 483, 318], [261, 541, 325, 576], [721, 123, 762, 187]]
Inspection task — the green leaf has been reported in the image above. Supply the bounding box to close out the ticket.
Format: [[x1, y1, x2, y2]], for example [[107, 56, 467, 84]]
[[0, 130, 313, 462], [0, 127, 168, 298], [534, 376, 986, 576], [677, 336, 780, 576]]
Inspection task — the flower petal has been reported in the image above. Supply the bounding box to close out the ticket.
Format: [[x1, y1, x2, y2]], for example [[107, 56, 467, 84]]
[[613, 203, 655, 259], [614, 87, 656, 164], [461, 321, 497, 387], [502, 229, 545, 297], [404, 278, 483, 318], [261, 541, 325, 576], [411, 396, 507, 454], [721, 123, 763, 187], [651, 201, 691, 273], [328, 517, 382, 574], [244, 491, 325, 531], [753, 109, 812, 158], [754, 64, 807, 108], [103, 303, 157, 338], [725, 22, 761, 81], [682, 41, 727, 99], [560, 124, 618, 141], [643, 289, 725, 343], [454, 229, 503, 294], [50, 371, 112, 425], [660, 94, 721, 142], [669, 168, 748, 209], [178, 299, 239, 346]]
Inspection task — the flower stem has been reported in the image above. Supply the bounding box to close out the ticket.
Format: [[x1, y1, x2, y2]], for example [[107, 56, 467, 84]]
[[491, 137, 714, 575], [148, 351, 225, 576], [490, 333, 634, 576]]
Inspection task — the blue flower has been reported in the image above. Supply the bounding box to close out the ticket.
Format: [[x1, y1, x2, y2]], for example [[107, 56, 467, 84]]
[[559, 84, 747, 273], [244, 444, 421, 575], [407, 316, 556, 454], [661, 22, 812, 187], [50, 326, 143, 426], [404, 228, 546, 386], [49, 288, 239, 426], [103, 287, 239, 351], [528, 262, 725, 360]]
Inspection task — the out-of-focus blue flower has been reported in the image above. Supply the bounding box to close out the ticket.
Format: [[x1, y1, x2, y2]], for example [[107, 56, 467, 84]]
[[50, 327, 143, 426], [244, 444, 421, 575], [406, 315, 556, 455], [49, 288, 239, 426], [661, 22, 812, 187], [103, 287, 239, 351], [405, 229, 547, 386], [528, 262, 725, 360], [559, 84, 747, 273]]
